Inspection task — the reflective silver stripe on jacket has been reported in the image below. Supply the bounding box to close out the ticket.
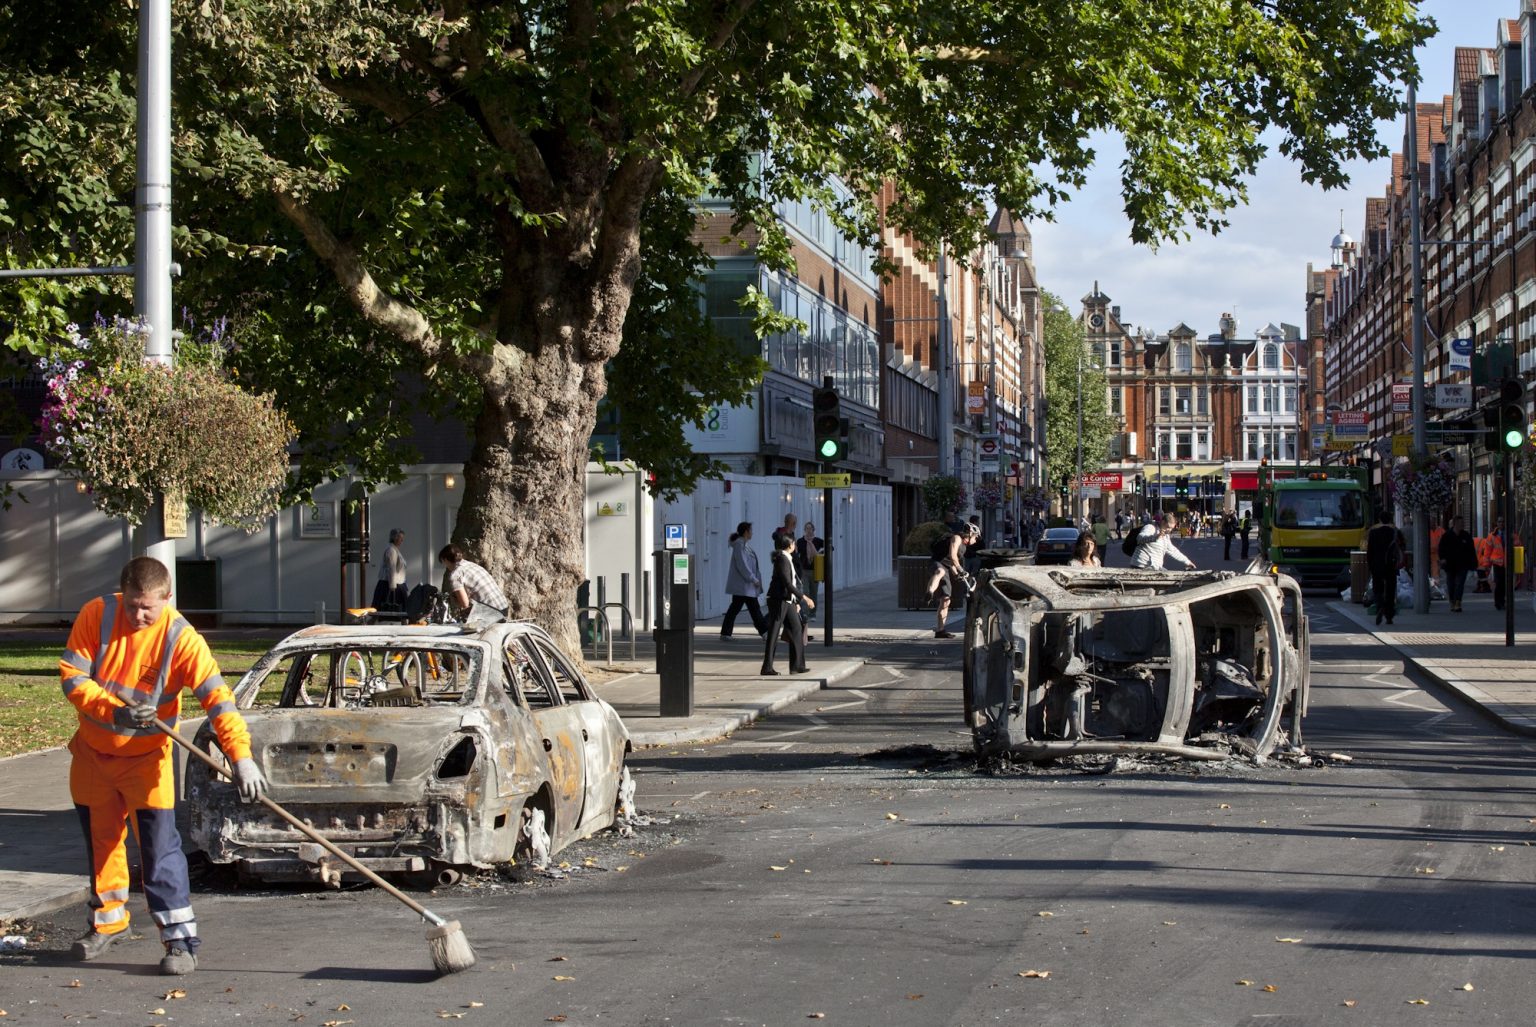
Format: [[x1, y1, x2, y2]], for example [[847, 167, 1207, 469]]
[[94, 887, 130, 906], [92, 905, 128, 926], [80, 709, 178, 738], [90, 594, 117, 683], [192, 672, 227, 705], [61, 649, 91, 673], [146, 616, 189, 707]]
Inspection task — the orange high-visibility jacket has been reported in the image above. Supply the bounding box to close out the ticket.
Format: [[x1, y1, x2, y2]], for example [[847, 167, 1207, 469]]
[[59, 594, 251, 761], [1476, 535, 1491, 569], [1486, 532, 1508, 569]]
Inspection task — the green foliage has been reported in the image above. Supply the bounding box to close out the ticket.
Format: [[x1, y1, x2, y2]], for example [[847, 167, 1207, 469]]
[[902, 520, 951, 557], [921, 475, 966, 520], [0, 0, 1432, 526], [38, 316, 295, 528], [1043, 294, 1113, 492]]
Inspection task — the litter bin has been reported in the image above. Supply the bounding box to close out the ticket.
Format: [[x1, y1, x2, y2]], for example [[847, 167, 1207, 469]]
[[1349, 550, 1368, 604], [898, 556, 932, 610]]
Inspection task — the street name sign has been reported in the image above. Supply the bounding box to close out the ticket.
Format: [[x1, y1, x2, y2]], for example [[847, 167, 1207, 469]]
[[805, 473, 852, 489]]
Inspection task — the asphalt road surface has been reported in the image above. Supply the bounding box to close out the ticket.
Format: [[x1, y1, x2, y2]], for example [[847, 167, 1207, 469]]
[[4, 541, 1533, 1025]]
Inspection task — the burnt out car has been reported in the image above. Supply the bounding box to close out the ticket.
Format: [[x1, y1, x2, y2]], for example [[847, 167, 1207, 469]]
[[187, 622, 632, 886], [963, 563, 1309, 762]]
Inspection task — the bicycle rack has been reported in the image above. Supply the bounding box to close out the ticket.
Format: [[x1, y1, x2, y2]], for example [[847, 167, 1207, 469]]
[[600, 602, 637, 663], [575, 605, 612, 666]]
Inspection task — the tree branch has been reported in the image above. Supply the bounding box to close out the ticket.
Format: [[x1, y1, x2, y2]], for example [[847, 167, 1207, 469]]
[[270, 184, 503, 385], [677, 0, 758, 99]]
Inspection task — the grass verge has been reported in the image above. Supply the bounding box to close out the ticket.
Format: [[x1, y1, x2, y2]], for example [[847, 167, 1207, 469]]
[[0, 639, 278, 759]]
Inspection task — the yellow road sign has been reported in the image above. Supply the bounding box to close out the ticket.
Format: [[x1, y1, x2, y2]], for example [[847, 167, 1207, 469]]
[[805, 473, 852, 489], [1391, 433, 1412, 457]]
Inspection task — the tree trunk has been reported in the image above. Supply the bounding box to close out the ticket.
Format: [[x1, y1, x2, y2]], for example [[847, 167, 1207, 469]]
[[450, 329, 610, 659]]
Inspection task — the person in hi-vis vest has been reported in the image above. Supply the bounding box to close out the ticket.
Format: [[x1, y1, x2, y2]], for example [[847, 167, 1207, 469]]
[[60, 557, 265, 976]]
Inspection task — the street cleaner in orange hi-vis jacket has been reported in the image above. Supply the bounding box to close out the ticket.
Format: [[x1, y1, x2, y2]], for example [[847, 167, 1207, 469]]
[[59, 556, 266, 976]]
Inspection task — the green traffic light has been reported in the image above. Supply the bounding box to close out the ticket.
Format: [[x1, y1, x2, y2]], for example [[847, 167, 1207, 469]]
[[1505, 427, 1525, 449], [818, 438, 840, 459]]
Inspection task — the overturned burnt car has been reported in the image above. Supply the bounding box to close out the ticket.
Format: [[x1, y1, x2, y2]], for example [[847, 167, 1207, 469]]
[[963, 562, 1309, 761], [187, 621, 632, 886]]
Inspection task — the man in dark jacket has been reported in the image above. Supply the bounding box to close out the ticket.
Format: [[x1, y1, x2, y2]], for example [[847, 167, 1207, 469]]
[[1221, 513, 1237, 560], [1239, 514, 1253, 559], [1438, 516, 1478, 613], [1366, 510, 1401, 625]]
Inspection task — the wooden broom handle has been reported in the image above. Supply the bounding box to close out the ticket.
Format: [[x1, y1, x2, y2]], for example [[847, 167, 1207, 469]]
[[153, 719, 439, 923]]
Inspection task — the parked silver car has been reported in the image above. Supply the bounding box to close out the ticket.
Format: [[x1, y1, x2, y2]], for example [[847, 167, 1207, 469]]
[[187, 621, 632, 886]]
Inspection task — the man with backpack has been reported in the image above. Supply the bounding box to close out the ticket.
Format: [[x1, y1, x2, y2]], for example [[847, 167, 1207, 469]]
[[1124, 512, 1197, 569]]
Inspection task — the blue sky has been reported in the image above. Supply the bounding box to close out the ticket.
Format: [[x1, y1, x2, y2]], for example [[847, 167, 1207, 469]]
[[1031, 0, 1517, 338]]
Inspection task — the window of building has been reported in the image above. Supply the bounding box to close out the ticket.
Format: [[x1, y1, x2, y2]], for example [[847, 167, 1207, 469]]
[[1246, 386, 1258, 414], [1174, 342, 1192, 372], [1263, 385, 1278, 413], [1284, 385, 1298, 414], [1157, 431, 1172, 460], [1159, 387, 1171, 416], [1107, 337, 1122, 366], [1262, 343, 1279, 369], [1196, 431, 1210, 461], [1176, 432, 1193, 460], [1197, 386, 1209, 416], [1175, 386, 1192, 415], [1108, 387, 1123, 416]]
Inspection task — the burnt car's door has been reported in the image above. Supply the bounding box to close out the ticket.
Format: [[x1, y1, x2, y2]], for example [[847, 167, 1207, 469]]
[[511, 636, 587, 844], [523, 634, 621, 832]]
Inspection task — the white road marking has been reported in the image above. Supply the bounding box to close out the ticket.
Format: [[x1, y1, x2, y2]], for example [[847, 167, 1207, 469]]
[[815, 699, 868, 712], [848, 689, 871, 699], [1383, 687, 1445, 714], [748, 723, 830, 742], [689, 790, 710, 801]]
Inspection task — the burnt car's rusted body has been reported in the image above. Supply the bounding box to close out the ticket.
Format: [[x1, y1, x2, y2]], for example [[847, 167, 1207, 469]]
[[963, 562, 1309, 761], [187, 622, 631, 885]]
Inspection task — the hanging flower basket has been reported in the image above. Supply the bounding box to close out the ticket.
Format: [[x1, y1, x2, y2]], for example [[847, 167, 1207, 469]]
[[1389, 454, 1455, 514], [1018, 486, 1051, 512], [973, 481, 1003, 508], [38, 315, 296, 530]]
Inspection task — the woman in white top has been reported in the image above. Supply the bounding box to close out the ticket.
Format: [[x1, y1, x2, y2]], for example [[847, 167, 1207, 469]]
[[1068, 532, 1101, 567]]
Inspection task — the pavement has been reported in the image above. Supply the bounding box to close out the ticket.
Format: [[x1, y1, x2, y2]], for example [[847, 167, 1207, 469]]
[[1327, 578, 1536, 736], [8, 566, 1536, 930], [0, 574, 945, 929]]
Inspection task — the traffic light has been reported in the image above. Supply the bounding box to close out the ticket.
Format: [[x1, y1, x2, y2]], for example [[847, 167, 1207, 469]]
[[812, 382, 845, 462], [1175, 475, 1189, 498], [1499, 378, 1527, 451], [1133, 473, 1144, 496]]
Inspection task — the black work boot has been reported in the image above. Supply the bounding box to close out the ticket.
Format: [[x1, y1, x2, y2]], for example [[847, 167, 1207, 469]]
[[70, 929, 124, 961], [159, 942, 197, 975]]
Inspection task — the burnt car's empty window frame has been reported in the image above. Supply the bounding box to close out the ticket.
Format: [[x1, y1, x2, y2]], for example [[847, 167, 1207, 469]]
[[504, 640, 556, 708], [236, 644, 481, 709]]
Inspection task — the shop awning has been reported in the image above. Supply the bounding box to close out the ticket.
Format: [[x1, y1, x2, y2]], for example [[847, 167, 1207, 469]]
[[1230, 471, 1259, 491]]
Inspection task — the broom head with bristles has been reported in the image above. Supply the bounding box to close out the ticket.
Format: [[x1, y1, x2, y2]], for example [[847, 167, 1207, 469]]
[[426, 919, 477, 975]]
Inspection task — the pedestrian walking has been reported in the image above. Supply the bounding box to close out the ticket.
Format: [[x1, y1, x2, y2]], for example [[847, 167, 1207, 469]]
[[925, 522, 977, 638], [60, 556, 266, 976], [1128, 512, 1197, 570], [1221, 512, 1237, 561], [721, 522, 768, 639], [794, 522, 825, 620], [1114, 511, 1125, 540], [1092, 515, 1110, 554], [1366, 510, 1401, 625], [1486, 516, 1518, 611], [1438, 516, 1478, 612], [761, 532, 811, 675], [771, 512, 799, 549], [371, 527, 409, 611], [1239, 513, 1253, 559]]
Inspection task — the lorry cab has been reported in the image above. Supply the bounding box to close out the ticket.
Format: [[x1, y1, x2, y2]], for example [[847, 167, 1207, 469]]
[[1256, 465, 1371, 589]]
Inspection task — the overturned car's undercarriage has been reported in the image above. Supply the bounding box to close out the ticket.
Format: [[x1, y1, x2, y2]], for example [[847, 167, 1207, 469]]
[[963, 562, 1309, 761]]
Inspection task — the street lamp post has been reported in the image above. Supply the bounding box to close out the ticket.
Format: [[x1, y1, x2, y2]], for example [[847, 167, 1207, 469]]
[[1075, 344, 1084, 525]]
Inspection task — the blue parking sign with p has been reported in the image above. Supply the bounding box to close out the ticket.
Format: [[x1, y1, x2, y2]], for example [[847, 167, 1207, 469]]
[[664, 523, 688, 550]]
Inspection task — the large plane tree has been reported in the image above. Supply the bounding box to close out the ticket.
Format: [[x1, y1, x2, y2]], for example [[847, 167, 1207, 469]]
[[0, 0, 1431, 639]]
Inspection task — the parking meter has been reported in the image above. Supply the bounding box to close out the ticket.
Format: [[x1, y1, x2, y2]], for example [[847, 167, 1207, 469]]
[[652, 547, 694, 716]]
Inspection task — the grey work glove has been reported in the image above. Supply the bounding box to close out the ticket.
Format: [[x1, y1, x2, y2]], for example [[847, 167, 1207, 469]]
[[112, 701, 158, 730], [232, 758, 268, 802]]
